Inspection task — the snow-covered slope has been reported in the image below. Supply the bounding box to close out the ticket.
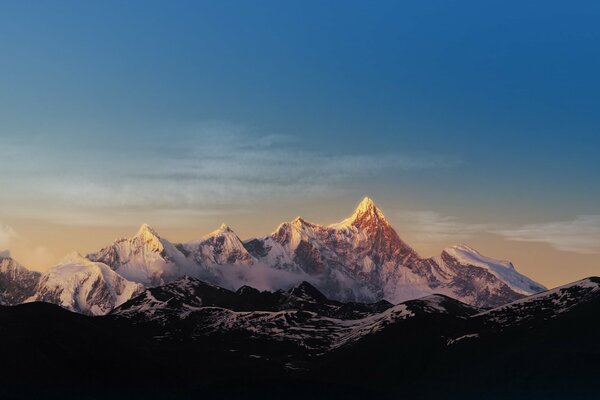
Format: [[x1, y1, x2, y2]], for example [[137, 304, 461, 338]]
[[29, 253, 144, 315], [113, 278, 479, 353], [113, 277, 393, 323], [442, 244, 546, 295], [185, 224, 254, 266], [87, 224, 198, 286], [0, 251, 41, 305], [477, 277, 600, 326]]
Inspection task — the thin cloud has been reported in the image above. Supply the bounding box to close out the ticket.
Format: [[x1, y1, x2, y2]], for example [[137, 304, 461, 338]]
[[494, 215, 600, 255], [396, 210, 494, 244], [398, 211, 600, 255], [0, 223, 17, 250], [0, 222, 54, 269], [0, 125, 459, 226]]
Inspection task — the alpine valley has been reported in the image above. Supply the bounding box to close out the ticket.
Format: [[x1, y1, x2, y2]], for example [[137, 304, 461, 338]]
[[0, 198, 598, 399]]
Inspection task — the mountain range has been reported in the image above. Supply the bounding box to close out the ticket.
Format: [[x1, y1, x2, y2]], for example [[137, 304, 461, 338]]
[[0, 198, 597, 398], [0, 197, 546, 315]]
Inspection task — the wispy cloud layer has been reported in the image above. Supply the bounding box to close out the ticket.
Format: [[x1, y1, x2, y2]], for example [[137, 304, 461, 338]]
[[398, 210, 600, 255], [0, 222, 53, 269], [0, 124, 458, 226], [0, 223, 17, 250], [494, 215, 600, 255], [396, 211, 494, 244]]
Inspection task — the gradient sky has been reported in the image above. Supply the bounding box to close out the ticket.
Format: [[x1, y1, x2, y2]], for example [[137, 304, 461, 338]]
[[1, 1, 599, 288]]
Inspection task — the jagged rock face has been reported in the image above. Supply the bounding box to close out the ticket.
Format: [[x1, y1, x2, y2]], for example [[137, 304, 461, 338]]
[[340, 197, 418, 265], [29, 253, 144, 316], [0, 255, 41, 305]]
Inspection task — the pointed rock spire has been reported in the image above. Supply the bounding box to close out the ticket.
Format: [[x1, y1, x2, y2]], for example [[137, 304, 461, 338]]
[[132, 223, 165, 253], [208, 223, 234, 236], [291, 216, 309, 227], [355, 196, 377, 214], [189, 223, 239, 245], [330, 196, 389, 229], [289, 281, 327, 302], [136, 223, 160, 238]]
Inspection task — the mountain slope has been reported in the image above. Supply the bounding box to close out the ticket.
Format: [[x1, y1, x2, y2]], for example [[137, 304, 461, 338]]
[[112, 277, 479, 354], [0, 277, 597, 399], [442, 244, 546, 295], [28, 253, 144, 315], [87, 224, 198, 286], [185, 223, 254, 266], [113, 277, 393, 323], [475, 276, 599, 326], [0, 251, 41, 305]]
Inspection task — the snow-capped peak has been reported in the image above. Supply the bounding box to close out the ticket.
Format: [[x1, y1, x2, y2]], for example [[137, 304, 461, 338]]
[[211, 223, 233, 235], [291, 216, 322, 229], [356, 196, 377, 213], [186, 223, 253, 266], [0, 249, 11, 259], [29, 254, 144, 315], [130, 224, 166, 254], [194, 223, 239, 243], [353, 196, 388, 220], [219, 223, 232, 231], [86, 223, 187, 287], [136, 223, 161, 240], [330, 196, 389, 229]]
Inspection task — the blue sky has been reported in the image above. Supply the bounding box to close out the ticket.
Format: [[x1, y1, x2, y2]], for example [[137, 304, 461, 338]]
[[0, 1, 599, 285]]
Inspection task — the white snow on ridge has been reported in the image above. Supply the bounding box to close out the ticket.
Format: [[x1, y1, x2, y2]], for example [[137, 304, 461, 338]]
[[88, 224, 197, 287], [443, 244, 546, 295], [447, 333, 479, 346], [28, 253, 144, 315], [479, 277, 599, 315], [328, 196, 388, 230], [474, 278, 600, 326]]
